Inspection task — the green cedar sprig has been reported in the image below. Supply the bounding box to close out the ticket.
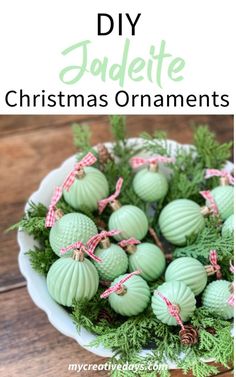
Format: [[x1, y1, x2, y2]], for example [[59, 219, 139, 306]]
[[26, 243, 58, 275]]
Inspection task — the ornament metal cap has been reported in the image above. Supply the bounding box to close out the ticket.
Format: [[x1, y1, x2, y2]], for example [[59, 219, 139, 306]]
[[55, 208, 64, 220], [100, 237, 111, 249], [72, 249, 85, 262], [110, 199, 122, 211]]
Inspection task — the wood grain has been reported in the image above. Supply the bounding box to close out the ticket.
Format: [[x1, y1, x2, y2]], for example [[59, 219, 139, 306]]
[[0, 115, 233, 376]]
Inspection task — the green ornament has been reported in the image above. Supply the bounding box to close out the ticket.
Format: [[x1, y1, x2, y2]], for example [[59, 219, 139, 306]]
[[202, 280, 234, 319], [152, 281, 196, 325], [47, 249, 99, 306], [133, 166, 168, 202], [107, 273, 150, 316], [63, 166, 109, 211], [165, 257, 208, 295], [209, 185, 234, 221], [126, 242, 166, 281], [222, 214, 234, 237], [158, 199, 205, 246], [108, 202, 148, 241], [93, 238, 128, 281], [49, 212, 97, 256]]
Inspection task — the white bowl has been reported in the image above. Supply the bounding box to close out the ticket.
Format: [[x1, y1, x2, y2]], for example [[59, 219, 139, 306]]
[[18, 138, 233, 367]]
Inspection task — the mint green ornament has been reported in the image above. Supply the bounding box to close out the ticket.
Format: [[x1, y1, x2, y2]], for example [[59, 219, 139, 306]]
[[93, 238, 128, 281], [222, 214, 234, 237], [107, 273, 150, 316], [49, 212, 97, 256], [165, 257, 208, 295], [47, 250, 99, 306], [202, 280, 234, 319], [108, 202, 148, 241], [208, 185, 233, 221], [152, 281, 196, 325], [127, 243, 166, 281], [159, 199, 205, 246], [63, 166, 109, 211], [133, 166, 168, 202]]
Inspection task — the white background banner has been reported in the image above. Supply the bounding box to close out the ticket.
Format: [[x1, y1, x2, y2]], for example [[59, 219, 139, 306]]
[[0, 0, 234, 114]]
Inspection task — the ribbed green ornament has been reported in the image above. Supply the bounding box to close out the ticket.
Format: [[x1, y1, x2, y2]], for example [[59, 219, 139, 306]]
[[128, 243, 166, 281], [158, 199, 205, 246], [209, 185, 234, 221], [202, 280, 234, 319], [49, 213, 97, 256], [108, 274, 150, 316], [63, 167, 109, 211], [108, 205, 148, 241], [222, 214, 234, 237], [152, 281, 196, 326], [93, 242, 128, 281], [165, 257, 207, 295], [47, 251, 99, 306], [133, 169, 168, 202]]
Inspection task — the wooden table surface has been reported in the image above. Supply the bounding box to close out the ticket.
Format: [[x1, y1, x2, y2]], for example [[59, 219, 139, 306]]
[[0, 115, 233, 377]]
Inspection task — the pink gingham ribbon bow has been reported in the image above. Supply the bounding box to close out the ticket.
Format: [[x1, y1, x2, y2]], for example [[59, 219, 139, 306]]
[[87, 230, 121, 253], [200, 190, 219, 215], [100, 270, 141, 298], [209, 250, 222, 279], [157, 291, 185, 331], [45, 186, 63, 228], [63, 152, 97, 191], [205, 169, 234, 185], [229, 260, 234, 274], [119, 238, 141, 248], [130, 155, 175, 169], [228, 260, 234, 306], [60, 240, 102, 263], [98, 177, 123, 214]]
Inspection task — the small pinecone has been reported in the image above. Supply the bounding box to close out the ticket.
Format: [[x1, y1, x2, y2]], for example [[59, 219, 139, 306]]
[[205, 327, 216, 335], [97, 308, 113, 324], [179, 325, 199, 346], [97, 144, 113, 166], [95, 217, 107, 231], [100, 279, 111, 288]]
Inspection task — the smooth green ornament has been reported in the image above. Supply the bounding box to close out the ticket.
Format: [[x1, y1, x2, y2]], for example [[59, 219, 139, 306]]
[[108, 274, 150, 316], [202, 280, 234, 319], [47, 250, 99, 307], [222, 214, 234, 237], [49, 213, 97, 256], [93, 238, 128, 281], [108, 203, 148, 241], [208, 185, 234, 221], [152, 281, 196, 326], [127, 243, 166, 281], [158, 199, 205, 246], [165, 257, 208, 295], [63, 166, 109, 211], [133, 168, 168, 202]]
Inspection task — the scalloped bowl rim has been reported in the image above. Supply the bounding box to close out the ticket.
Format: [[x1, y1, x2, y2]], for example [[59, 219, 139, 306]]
[[18, 137, 233, 368]]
